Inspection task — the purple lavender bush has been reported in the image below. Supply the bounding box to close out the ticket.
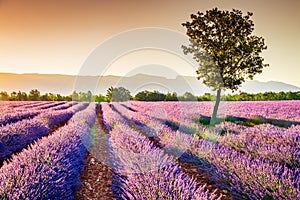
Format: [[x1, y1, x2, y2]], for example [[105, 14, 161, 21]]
[[0, 103, 96, 199]]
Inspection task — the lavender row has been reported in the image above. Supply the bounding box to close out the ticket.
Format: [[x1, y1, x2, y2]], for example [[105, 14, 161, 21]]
[[117, 102, 300, 199], [16, 101, 54, 109], [0, 103, 96, 200], [0, 110, 40, 127], [0, 101, 46, 110], [109, 124, 219, 200], [218, 123, 300, 167], [50, 101, 77, 110], [0, 101, 74, 127], [124, 102, 300, 168], [101, 102, 221, 199], [37, 102, 87, 128], [0, 102, 88, 161], [128, 101, 300, 125], [207, 144, 300, 200], [113, 103, 211, 159], [31, 101, 66, 110], [101, 102, 124, 131]]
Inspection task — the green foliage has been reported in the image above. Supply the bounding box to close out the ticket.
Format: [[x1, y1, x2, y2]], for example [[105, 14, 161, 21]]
[[134, 90, 166, 101], [106, 86, 131, 102], [93, 94, 107, 102], [194, 116, 211, 126], [197, 93, 211, 101], [249, 116, 265, 125], [1, 88, 299, 102], [226, 91, 300, 101], [178, 92, 197, 101], [0, 91, 9, 101], [182, 8, 269, 91], [134, 90, 197, 101], [199, 131, 219, 143], [90, 125, 97, 147], [165, 92, 178, 101], [262, 195, 274, 200], [182, 7, 269, 126], [28, 89, 41, 101]]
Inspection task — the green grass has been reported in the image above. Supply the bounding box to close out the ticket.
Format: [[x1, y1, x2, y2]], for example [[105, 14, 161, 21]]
[[90, 125, 97, 147], [249, 116, 266, 124]]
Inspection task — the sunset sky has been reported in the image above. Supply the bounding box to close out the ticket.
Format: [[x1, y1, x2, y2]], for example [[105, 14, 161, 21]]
[[0, 0, 299, 87]]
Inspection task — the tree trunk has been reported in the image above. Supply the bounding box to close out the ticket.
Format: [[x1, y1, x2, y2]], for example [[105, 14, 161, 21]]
[[210, 89, 221, 126]]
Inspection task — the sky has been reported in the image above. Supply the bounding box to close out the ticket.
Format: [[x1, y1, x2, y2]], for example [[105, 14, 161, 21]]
[[0, 0, 299, 87]]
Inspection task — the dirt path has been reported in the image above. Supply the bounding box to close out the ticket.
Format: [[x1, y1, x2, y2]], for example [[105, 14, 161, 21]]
[[74, 105, 114, 200]]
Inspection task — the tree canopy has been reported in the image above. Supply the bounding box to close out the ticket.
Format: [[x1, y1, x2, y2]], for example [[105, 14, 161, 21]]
[[0, 89, 299, 102], [182, 8, 269, 91], [182, 8, 269, 125], [106, 87, 131, 102]]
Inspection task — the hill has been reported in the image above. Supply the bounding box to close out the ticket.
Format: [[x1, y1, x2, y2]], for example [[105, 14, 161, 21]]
[[0, 73, 299, 95]]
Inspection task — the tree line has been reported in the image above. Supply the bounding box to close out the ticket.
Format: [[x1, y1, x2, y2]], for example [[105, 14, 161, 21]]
[[0, 88, 299, 102]]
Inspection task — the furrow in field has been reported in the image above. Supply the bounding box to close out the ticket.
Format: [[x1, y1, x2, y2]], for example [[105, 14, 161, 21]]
[[74, 104, 114, 200]]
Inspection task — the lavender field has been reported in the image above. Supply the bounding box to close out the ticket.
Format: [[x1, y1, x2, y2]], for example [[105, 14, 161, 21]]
[[0, 100, 299, 199]]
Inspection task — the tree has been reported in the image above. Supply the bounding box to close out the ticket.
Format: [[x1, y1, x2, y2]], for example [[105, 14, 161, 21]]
[[134, 91, 148, 101], [28, 89, 41, 101], [182, 8, 268, 125], [9, 91, 17, 101], [56, 94, 64, 101], [0, 91, 9, 101], [21, 91, 28, 101], [72, 91, 79, 101], [40, 93, 50, 101], [165, 92, 178, 101], [16, 91, 28, 101], [148, 91, 166, 101], [86, 91, 93, 102], [134, 90, 167, 101], [94, 94, 107, 102], [106, 87, 131, 102], [181, 92, 197, 101]]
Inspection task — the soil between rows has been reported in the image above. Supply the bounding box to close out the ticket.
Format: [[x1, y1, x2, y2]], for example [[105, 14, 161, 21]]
[[74, 105, 114, 200]]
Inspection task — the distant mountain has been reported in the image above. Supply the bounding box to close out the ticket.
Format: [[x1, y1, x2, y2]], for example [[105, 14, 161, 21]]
[[0, 73, 299, 95], [240, 80, 300, 93]]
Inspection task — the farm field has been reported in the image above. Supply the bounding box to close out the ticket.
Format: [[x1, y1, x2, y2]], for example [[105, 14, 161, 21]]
[[0, 100, 299, 199]]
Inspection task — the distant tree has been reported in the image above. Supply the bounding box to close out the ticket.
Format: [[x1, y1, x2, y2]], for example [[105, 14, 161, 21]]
[[197, 93, 210, 101], [21, 91, 28, 101], [48, 93, 58, 101], [86, 91, 93, 102], [181, 92, 197, 101], [134, 91, 148, 101], [165, 92, 178, 101], [72, 91, 79, 101], [56, 94, 64, 101], [148, 91, 166, 101], [106, 87, 131, 102], [182, 8, 269, 125], [40, 93, 49, 101], [0, 91, 9, 101], [94, 94, 107, 102], [78, 92, 87, 102], [16, 91, 28, 101], [106, 87, 114, 102], [28, 89, 40, 101], [9, 91, 17, 101]]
